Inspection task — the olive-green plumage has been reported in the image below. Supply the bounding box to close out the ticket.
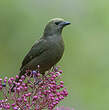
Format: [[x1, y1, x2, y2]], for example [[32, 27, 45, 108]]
[[19, 18, 70, 79]]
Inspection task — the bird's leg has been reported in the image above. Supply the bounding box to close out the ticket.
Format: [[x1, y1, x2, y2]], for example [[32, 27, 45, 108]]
[[33, 70, 38, 84], [52, 65, 56, 72], [33, 70, 42, 85]]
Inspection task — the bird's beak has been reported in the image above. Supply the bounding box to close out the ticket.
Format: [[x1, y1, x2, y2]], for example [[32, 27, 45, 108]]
[[59, 21, 71, 27], [63, 21, 71, 25]]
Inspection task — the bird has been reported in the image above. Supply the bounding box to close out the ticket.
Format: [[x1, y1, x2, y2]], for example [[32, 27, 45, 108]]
[[18, 18, 70, 81]]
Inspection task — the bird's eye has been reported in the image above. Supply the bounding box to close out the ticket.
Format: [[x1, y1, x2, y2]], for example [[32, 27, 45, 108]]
[[55, 21, 61, 25]]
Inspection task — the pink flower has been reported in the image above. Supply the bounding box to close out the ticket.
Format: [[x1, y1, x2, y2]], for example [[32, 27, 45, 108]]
[[0, 66, 68, 110]]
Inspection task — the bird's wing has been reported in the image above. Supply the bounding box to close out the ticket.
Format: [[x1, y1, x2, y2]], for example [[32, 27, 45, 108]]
[[20, 39, 48, 70]]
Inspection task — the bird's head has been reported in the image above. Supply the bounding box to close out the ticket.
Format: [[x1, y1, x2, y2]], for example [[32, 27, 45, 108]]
[[43, 18, 70, 36]]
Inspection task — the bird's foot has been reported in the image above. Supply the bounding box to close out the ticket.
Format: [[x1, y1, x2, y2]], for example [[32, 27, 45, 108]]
[[32, 70, 41, 85]]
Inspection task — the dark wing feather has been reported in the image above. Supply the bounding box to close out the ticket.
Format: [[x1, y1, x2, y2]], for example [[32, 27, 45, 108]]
[[20, 39, 48, 70]]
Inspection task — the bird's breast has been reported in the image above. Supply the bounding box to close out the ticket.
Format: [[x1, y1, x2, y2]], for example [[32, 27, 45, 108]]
[[46, 36, 64, 64]]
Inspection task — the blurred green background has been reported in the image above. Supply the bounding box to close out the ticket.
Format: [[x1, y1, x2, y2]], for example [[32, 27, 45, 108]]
[[0, 0, 109, 110]]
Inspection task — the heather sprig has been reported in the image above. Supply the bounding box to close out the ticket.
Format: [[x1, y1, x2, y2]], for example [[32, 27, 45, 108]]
[[0, 67, 68, 110]]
